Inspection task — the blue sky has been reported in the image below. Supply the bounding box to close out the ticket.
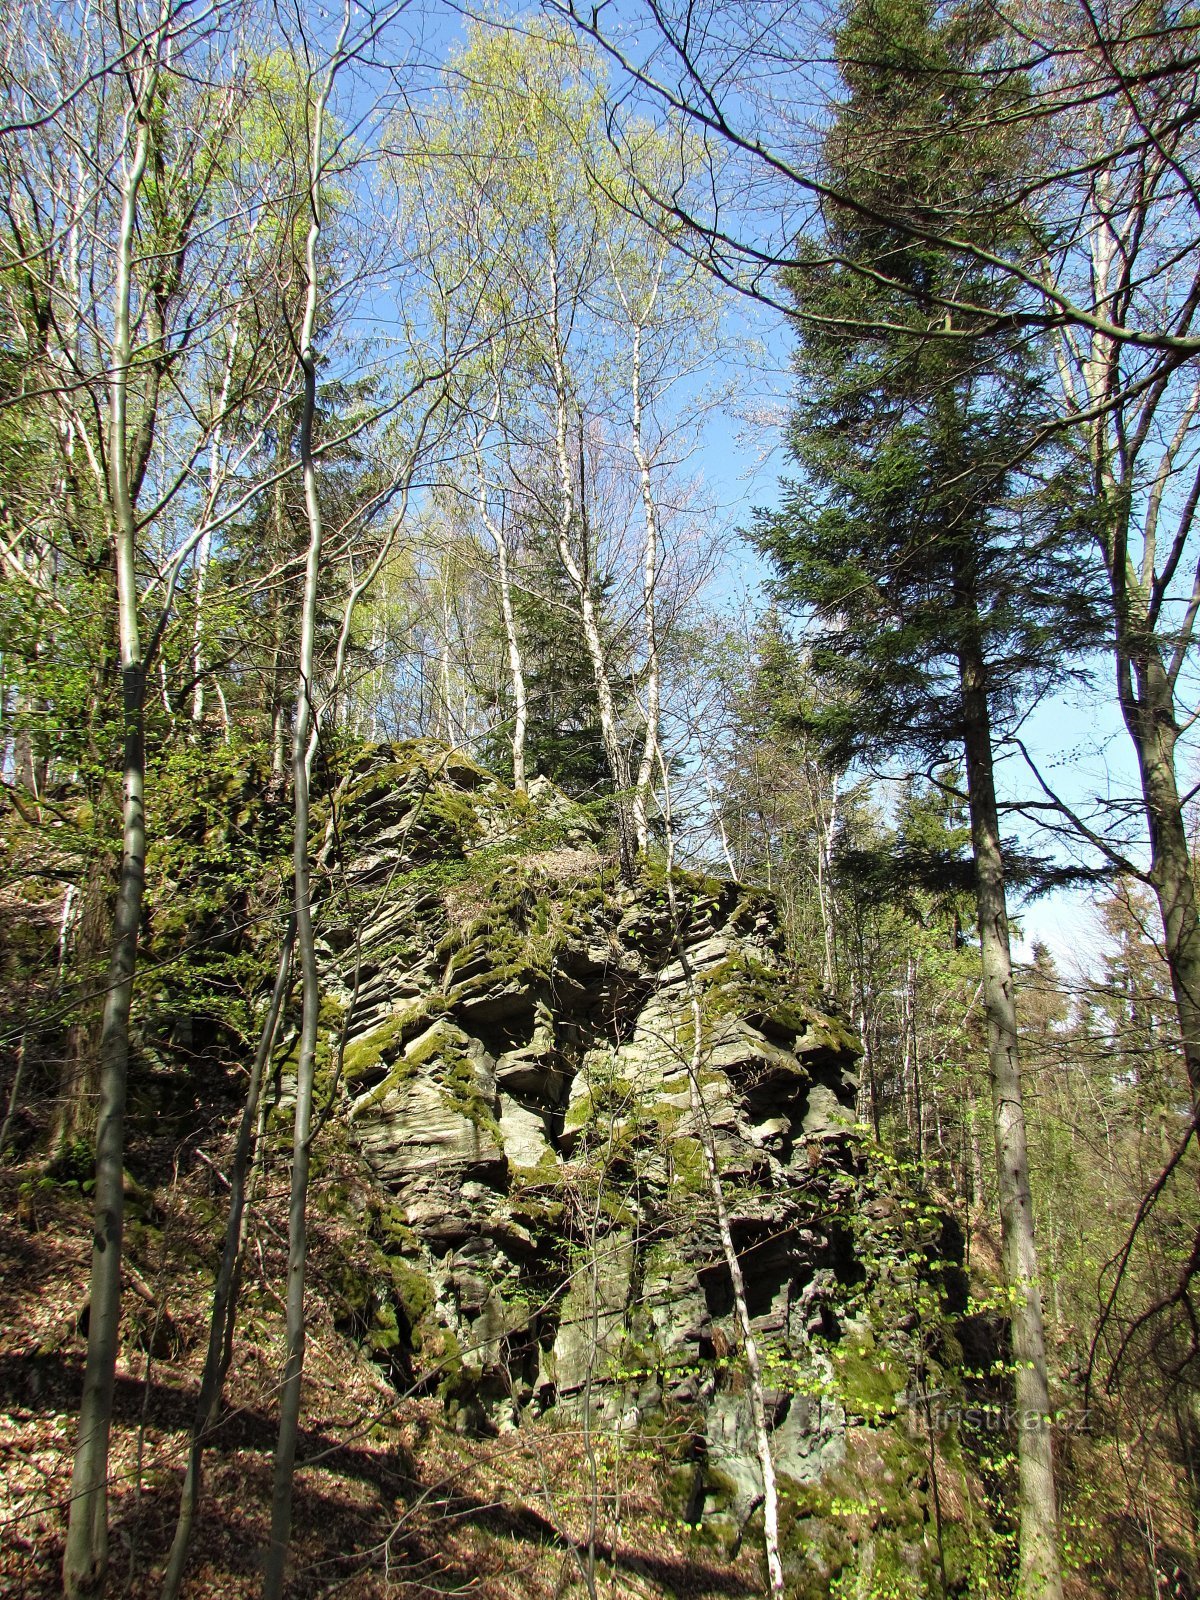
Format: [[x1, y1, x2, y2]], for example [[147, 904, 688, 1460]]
[[682, 300, 1164, 979]]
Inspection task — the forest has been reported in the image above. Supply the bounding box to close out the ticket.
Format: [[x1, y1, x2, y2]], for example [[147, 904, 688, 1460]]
[[1, 1, 1199, 1597]]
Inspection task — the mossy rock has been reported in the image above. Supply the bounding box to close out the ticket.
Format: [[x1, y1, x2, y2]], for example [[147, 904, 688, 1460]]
[[389, 1258, 436, 1340], [833, 1333, 908, 1424], [343, 999, 445, 1087]]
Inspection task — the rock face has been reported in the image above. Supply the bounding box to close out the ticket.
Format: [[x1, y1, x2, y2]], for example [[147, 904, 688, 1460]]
[[302, 742, 870, 1535]]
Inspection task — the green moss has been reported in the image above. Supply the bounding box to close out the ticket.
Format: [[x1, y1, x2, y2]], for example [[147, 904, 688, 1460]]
[[834, 1336, 908, 1423], [433, 1326, 464, 1395], [368, 1301, 402, 1355], [375, 1200, 420, 1253], [442, 1052, 502, 1141], [319, 994, 347, 1028], [390, 1258, 435, 1337], [692, 950, 860, 1057], [342, 1014, 407, 1084], [342, 999, 443, 1085], [424, 783, 485, 845], [600, 1191, 637, 1226], [668, 1134, 707, 1192], [508, 1148, 562, 1186], [506, 1183, 565, 1232], [405, 1017, 465, 1069]]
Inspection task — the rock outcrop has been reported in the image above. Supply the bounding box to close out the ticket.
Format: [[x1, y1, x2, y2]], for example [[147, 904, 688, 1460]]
[[299, 744, 867, 1529]]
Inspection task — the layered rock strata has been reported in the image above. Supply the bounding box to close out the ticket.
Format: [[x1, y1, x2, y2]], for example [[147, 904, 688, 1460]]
[[306, 743, 864, 1529]]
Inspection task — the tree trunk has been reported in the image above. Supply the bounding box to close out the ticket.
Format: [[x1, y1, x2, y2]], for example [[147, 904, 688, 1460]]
[[0, 1027, 28, 1157], [62, 40, 159, 1588], [814, 769, 838, 991], [548, 258, 634, 878], [1118, 637, 1200, 1100], [52, 858, 109, 1156], [161, 921, 294, 1600], [472, 438, 528, 791], [682, 996, 785, 1600], [63, 666, 145, 1600], [658, 751, 785, 1600], [629, 322, 662, 853], [189, 244, 250, 729], [263, 33, 344, 1590], [189, 526, 213, 726], [495, 532, 528, 791], [959, 639, 1062, 1600]]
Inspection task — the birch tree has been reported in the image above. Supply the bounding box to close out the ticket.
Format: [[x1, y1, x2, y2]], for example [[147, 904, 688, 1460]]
[[410, 18, 724, 860]]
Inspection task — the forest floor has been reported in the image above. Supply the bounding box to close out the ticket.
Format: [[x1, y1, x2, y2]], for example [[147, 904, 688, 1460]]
[[0, 1159, 761, 1600]]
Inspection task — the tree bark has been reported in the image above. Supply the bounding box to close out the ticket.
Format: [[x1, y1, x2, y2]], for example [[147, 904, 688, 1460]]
[[62, 24, 162, 1584], [814, 768, 838, 991], [629, 321, 662, 852], [189, 233, 252, 728], [547, 257, 635, 878], [262, 26, 346, 1590], [1117, 636, 1200, 1099], [1066, 190, 1200, 1106], [161, 921, 294, 1600], [658, 751, 785, 1600], [471, 431, 528, 790], [959, 638, 1062, 1600]]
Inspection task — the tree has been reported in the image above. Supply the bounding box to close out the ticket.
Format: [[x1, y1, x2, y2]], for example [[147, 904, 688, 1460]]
[[407, 17, 723, 861], [1024, 8, 1200, 1105], [0, 9, 291, 1591], [750, 2, 1104, 1591], [560, 0, 1200, 1116]]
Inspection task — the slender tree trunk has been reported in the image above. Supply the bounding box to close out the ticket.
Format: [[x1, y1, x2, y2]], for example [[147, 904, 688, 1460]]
[[907, 958, 924, 1164], [495, 533, 528, 790], [1070, 205, 1200, 1110], [189, 526, 213, 726], [438, 574, 454, 743], [161, 922, 294, 1600], [658, 752, 785, 1600], [629, 322, 662, 853], [0, 1027, 28, 1157], [52, 857, 111, 1155], [65, 495, 142, 1580], [959, 640, 1062, 1600], [189, 239, 251, 728], [1118, 638, 1200, 1099], [472, 434, 528, 790], [62, 32, 161, 1587], [547, 258, 634, 878], [703, 758, 737, 877], [681, 999, 784, 1600], [901, 956, 918, 1156], [814, 770, 838, 991], [263, 31, 345, 1590], [267, 476, 291, 777]]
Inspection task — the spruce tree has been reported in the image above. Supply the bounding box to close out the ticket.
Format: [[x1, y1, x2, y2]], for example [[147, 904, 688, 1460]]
[[753, 1, 1102, 1592]]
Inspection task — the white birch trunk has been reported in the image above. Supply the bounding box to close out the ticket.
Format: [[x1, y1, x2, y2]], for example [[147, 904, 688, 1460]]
[[471, 428, 528, 790], [629, 320, 662, 852], [547, 256, 633, 874], [190, 271, 251, 725]]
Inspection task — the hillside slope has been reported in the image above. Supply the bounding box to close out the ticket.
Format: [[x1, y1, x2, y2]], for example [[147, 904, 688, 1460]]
[[1, 741, 998, 1599]]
